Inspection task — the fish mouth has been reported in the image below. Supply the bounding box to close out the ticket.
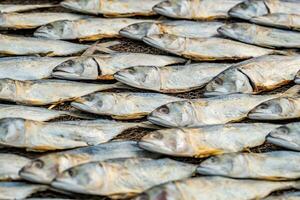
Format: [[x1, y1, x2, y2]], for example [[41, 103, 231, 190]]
[[203, 91, 226, 97], [138, 140, 170, 155], [152, 5, 167, 16], [52, 68, 80, 79], [114, 73, 139, 88], [119, 29, 142, 41], [34, 29, 52, 39], [196, 166, 217, 175], [247, 111, 276, 120], [52, 180, 87, 194], [19, 169, 50, 184], [147, 115, 174, 128], [71, 102, 90, 112], [142, 37, 165, 52], [267, 136, 299, 151]]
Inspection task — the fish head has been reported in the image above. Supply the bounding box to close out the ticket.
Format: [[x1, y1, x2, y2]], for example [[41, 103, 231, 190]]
[[143, 34, 185, 54], [248, 97, 294, 120], [148, 101, 195, 127], [52, 57, 99, 80], [135, 184, 181, 200], [119, 22, 155, 40], [228, 0, 269, 20], [153, 0, 190, 18], [0, 79, 16, 100], [114, 66, 161, 91], [34, 20, 73, 40], [139, 129, 193, 156], [60, 0, 99, 14], [218, 23, 255, 42], [267, 124, 299, 150], [204, 67, 253, 96], [197, 154, 234, 175], [0, 118, 25, 145]]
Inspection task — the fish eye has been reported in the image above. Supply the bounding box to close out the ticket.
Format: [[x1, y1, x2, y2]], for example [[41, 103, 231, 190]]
[[33, 160, 44, 169], [210, 157, 218, 163], [277, 126, 289, 135], [158, 106, 170, 114], [127, 68, 136, 74], [214, 77, 223, 85], [240, 3, 248, 9], [151, 132, 163, 140], [68, 169, 76, 177], [96, 99, 103, 107], [131, 24, 139, 30], [257, 103, 269, 110]]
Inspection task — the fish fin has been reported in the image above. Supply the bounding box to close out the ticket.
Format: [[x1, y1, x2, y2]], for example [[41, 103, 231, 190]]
[[82, 41, 120, 56], [185, 59, 192, 65]]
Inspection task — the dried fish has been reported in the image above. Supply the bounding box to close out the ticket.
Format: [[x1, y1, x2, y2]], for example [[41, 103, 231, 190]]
[[143, 34, 283, 61], [205, 55, 300, 96], [20, 140, 158, 184], [198, 151, 300, 180], [52, 158, 196, 198], [0, 4, 54, 13], [52, 53, 185, 80], [120, 21, 223, 41], [263, 192, 300, 200], [60, 0, 162, 16], [0, 153, 30, 181], [139, 123, 279, 157], [71, 92, 182, 120], [0, 118, 157, 151], [218, 23, 300, 48], [153, 0, 243, 20]]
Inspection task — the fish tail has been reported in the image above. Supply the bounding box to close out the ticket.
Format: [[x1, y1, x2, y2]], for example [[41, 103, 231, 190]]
[[82, 41, 121, 56]]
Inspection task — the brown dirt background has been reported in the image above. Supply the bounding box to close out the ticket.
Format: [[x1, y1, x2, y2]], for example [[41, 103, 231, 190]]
[[0, 0, 298, 199]]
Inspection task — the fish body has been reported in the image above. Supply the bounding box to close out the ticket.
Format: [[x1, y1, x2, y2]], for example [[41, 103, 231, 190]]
[[52, 158, 196, 198], [135, 176, 300, 200], [198, 151, 300, 180], [267, 123, 300, 151], [35, 18, 155, 41], [229, 0, 300, 20], [20, 140, 158, 184], [143, 34, 281, 61], [0, 154, 30, 181], [120, 21, 223, 41], [205, 55, 300, 96], [72, 92, 182, 120], [0, 118, 156, 151], [263, 192, 300, 200], [52, 53, 185, 80], [0, 34, 89, 56], [115, 63, 231, 93], [61, 0, 162, 16], [0, 12, 86, 29], [219, 23, 300, 48], [0, 79, 125, 105], [0, 182, 48, 200], [153, 0, 242, 20], [0, 4, 54, 13], [139, 123, 279, 157]]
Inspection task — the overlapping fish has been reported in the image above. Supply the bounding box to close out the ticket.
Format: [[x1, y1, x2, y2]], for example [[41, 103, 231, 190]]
[[148, 85, 299, 127], [52, 158, 196, 198], [71, 92, 182, 119], [218, 23, 300, 48], [120, 21, 223, 41], [135, 177, 300, 200], [115, 63, 231, 93], [0, 4, 54, 13], [52, 53, 185, 80], [0, 118, 156, 151], [198, 151, 300, 180], [20, 141, 158, 184], [60, 0, 162, 16], [143, 34, 284, 61], [35, 18, 155, 41], [139, 123, 279, 157], [263, 192, 300, 200], [153, 0, 243, 20], [0, 79, 126, 105], [205, 55, 300, 96], [0, 154, 30, 181]]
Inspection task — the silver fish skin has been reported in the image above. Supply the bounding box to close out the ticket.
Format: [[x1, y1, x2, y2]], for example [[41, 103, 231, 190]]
[[52, 158, 196, 198], [218, 23, 300, 48], [204, 55, 300, 96], [229, 0, 300, 20], [198, 151, 300, 180], [72, 92, 182, 120], [0, 4, 54, 13], [250, 13, 300, 31], [0, 118, 156, 151], [139, 123, 279, 157], [0, 12, 87, 29], [0, 153, 30, 181], [135, 177, 300, 200], [0, 182, 48, 200], [61, 0, 162, 16], [20, 140, 159, 184], [267, 123, 300, 151], [52, 53, 185, 81], [0, 56, 72, 81], [248, 96, 300, 120], [0, 79, 126, 105], [0, 104, 81, 122], [263, 192, 300, 200], [115, 63, 231, 93], [35, 18, 155, 41], [120, 21, 223, 41], [0, 34, 89, 56], [153, 0, 243, 20], [143, 34, 281, 61]]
